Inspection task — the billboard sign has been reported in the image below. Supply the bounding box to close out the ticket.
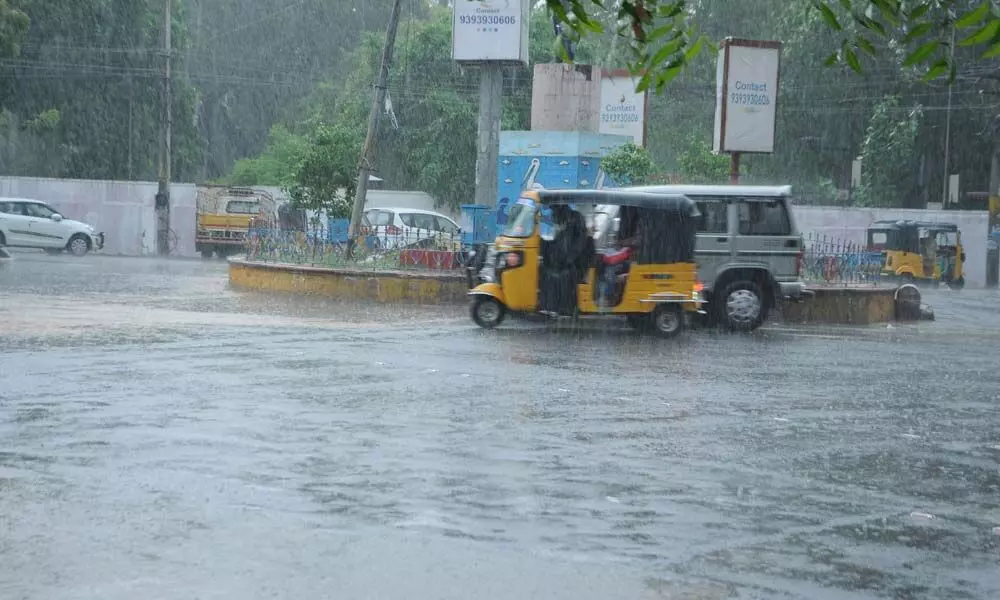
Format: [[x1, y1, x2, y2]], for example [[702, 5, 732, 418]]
[[452, 0, 529, 64], [599, 71, 648, 146], [713, 38, 782, 154]]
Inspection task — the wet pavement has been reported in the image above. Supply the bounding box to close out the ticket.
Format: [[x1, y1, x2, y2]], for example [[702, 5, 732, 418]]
[[2, 251, 1000, 600]]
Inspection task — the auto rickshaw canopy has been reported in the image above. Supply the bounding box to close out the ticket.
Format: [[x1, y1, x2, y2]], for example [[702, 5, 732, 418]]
[[529, 189, 700, 265]]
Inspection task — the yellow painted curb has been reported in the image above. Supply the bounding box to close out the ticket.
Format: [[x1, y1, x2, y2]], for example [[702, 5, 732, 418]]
[[228, 258, 468, 305]]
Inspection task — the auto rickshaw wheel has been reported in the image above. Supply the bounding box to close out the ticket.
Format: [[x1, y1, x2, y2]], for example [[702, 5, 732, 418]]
[[948, 276, 965, 290], [471, 296, 506, 329], [650, 305, 684, 338]]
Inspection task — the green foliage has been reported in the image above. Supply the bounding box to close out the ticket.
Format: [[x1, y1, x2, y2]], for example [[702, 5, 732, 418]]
[[287, 123, 360, 219], [602, 141, 657, 185], [228, 125, 308, 188], [0, 0, 29, 59], [0, 0, 202, 181], [547, 0, 1000, 86], [855, 95, 923, 207], [676, 136, 730, 184]]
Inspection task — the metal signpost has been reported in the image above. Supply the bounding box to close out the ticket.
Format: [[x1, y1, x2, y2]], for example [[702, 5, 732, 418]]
[[453, 0, 530, 208], [713, 38, 783, 184]]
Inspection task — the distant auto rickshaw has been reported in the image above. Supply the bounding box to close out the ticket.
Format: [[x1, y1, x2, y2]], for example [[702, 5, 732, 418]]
[[468, 189, 704, 338], [866, 219, 965, 289]]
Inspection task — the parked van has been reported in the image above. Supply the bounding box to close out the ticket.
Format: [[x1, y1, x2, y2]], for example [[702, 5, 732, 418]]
[[598, 184, 808, 331]]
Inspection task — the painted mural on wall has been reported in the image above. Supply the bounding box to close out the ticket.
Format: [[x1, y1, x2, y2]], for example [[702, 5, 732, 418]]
[[496, 131, 632, 235]]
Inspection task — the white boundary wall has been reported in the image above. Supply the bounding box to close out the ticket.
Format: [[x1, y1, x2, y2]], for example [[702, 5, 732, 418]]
[[795, 206, 989, 287], [0, 176, 989, 285]]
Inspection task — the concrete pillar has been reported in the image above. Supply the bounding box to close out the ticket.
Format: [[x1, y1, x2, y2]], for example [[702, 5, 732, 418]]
[[530, 64, 601, 133]]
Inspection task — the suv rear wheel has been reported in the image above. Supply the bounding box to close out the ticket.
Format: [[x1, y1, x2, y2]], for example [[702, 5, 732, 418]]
[[717, 280, 768, 332]]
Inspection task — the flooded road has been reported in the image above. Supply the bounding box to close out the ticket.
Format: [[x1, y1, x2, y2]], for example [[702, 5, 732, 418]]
[[2, 253, 1000, 600]]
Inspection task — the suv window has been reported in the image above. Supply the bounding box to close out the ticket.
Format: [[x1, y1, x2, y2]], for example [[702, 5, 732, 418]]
[[365, 210, 394, 227], [738, 199, 791, 236], [0, 202, 10, 213], [694, 200, 728, 234], [403, 213, 436, 230], [435, 217, 459, 235], [25, 203, 56, 219]]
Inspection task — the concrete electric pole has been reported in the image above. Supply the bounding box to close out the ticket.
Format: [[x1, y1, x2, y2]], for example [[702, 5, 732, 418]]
[[347, 0, 403, 256], [156, 0, 173, 256], [474, 64, 503, 207]]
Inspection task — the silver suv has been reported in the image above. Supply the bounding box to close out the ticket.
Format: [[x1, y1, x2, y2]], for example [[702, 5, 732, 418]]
[[602, 185, 809, 331]]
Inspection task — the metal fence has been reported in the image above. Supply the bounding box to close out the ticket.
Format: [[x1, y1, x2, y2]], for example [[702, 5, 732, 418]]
[[243, 225, 468, 272], [802, 233, 885, 286]]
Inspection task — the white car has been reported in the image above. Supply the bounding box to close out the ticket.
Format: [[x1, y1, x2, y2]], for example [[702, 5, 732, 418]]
[[362, 207, 461, 250], [0, 197, 105, 256]]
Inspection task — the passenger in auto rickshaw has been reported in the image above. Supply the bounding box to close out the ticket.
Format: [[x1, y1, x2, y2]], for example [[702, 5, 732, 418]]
[[596, 207, 642, 309]]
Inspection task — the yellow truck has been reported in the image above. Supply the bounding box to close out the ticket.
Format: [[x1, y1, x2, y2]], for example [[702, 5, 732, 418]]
[[196, 186, 276, 259]]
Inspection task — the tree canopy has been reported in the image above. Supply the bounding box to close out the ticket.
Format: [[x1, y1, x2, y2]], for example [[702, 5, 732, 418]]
[[546, 0, 1000, 91]]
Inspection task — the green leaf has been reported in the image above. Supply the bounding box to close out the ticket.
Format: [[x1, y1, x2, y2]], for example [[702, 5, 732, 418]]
[[817, 3, 843, 30], [982, 39, 1000, 58], [955, 2, 992, 29], [960, 19, 1000, 46], [648, 36, 686, 67], [647, 22, 681, 43], [683, 35, 706, 61], [902, 39, 940, 65], [903, 22, 934, 43], [921, 58, 949, 81], [907, 4, 930, 20], [823, 51, 840, 66], [856, 36, 877, 56], [838, 0, 852, 10], [843, 46, 862, 72]]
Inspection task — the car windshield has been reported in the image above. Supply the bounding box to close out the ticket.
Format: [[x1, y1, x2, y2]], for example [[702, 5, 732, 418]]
[[503, 197, 537, 237]]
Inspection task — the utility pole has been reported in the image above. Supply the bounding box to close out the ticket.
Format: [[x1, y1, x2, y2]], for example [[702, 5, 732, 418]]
[[348, 0, 403, 256], [156, 0, 173, 256], [942, 24, 955, 207], [474, 64, 503, 207]]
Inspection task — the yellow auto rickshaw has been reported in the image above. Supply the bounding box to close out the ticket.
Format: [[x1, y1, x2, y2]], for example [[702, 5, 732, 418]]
[[867, 219, 965, 289], [468, 189, 704, 338]]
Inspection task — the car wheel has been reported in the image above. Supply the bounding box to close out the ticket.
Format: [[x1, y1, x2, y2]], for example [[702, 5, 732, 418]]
[[44, 248, 63, 255], [718, 280, 767, 332], [201, 249, 214, 260], [947, 276, 965, 290], [650, 305, 684, 338], [471, 296, 506, 329], [67, 234, 90, 256]]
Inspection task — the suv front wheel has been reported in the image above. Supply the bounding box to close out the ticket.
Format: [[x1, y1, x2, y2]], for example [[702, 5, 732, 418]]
[[717, 280, 768, 332]]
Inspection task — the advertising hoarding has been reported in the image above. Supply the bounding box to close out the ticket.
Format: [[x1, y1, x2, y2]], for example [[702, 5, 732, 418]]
[[452, 0, 529, 64], [713, 38, 782, 154], [599, 71, 648, 146]]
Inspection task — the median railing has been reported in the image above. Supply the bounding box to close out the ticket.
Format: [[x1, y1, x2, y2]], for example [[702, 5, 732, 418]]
[[802, 233, 884, 286], [242, 224, 468, 272]]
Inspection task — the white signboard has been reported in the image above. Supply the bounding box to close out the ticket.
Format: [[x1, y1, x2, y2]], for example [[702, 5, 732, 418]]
[[599, 73, 647, 146], [452, 0, 529, 64], [713, 39, 782, 154]]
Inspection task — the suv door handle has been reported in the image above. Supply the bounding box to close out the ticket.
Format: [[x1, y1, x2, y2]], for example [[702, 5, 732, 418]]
[[716, 237, 728, 243]]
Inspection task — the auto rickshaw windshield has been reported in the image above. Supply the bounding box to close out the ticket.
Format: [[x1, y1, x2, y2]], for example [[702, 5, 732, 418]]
[[504, 197, 537, 237]]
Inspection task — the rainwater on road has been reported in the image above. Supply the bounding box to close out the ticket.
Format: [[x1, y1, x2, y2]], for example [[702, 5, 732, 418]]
[[2, 252, 999, 600]]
